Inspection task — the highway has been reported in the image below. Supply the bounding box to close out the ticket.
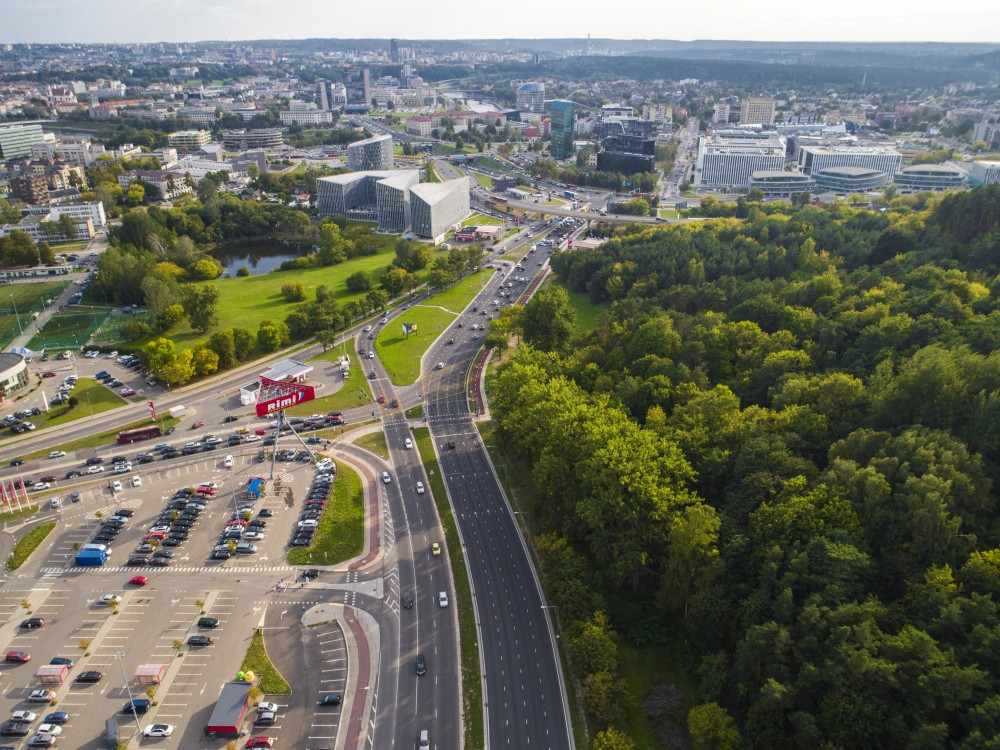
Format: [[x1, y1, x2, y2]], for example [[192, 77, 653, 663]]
[[419, 234, 574, 748]]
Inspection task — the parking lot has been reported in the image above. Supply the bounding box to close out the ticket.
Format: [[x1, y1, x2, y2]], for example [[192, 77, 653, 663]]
[[0, 450, 346, 749]]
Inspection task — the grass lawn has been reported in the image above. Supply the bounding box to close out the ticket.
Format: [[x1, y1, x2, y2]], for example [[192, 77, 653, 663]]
[[460, 213, 502, 227], [20, 415, 181, 460], [240, 629, 291, 694], [39, 378, 127, 427], [658, 208, 681, 219], [375, 272, 492, 385], [475, 157, 516, 175], [285, 347, 374, 416], [413, 427, 483, 750], [8, 523, 56, 570], [287, 460, 364, 565], [551, 281, 607, 332], [0, 281, 68, 348], [353, 431, 388, 459], [0, 504, 40, 524], [432, 143, 479, 156], [473, 172, 493, 190], [618, 640, 699, 750]]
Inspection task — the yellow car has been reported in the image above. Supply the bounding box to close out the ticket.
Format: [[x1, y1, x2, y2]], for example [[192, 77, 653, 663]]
[[431, 542, 441, 557], [236, 427, 251, 435]]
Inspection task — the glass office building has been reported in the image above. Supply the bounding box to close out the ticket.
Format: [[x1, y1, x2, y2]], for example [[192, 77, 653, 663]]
[[549, 100, 575, 160]]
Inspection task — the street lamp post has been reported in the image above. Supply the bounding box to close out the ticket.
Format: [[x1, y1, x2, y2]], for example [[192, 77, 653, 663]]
[[10, 294, 23, 335], [114, 651, 142, 735], [541, 605, 562, 640]]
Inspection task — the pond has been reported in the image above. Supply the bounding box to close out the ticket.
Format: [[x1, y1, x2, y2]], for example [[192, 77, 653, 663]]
[[213, 241, 312, 276]]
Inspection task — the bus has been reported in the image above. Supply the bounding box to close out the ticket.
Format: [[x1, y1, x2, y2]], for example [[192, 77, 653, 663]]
[[117, 425, 162, 444], [563, 190, 579, 200]]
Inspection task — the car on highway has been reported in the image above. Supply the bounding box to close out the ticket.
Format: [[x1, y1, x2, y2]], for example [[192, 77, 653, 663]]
[[435, 361, 444, 369], [142, 724, 174, 738], [47, 451, 65, 459], [416, 653, 427, 676], [439, 591, 449, 607], [382, 471, 391, 484], [318, 694, 342, 706], [31, 482, 51, 492], [416, 481, 425, 494]]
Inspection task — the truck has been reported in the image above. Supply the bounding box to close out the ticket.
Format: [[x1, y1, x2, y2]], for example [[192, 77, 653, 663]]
[[75, 548, 108, 567]]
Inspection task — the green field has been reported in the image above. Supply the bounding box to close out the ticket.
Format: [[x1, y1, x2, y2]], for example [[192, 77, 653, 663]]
[[39, 378, 127, 427], [159, 238, 439, 352], [552, 281, 607, 332], [375, 272, 492, 385], [473, 172, 493, 190], [287, 460, 364, 565], [285, 346, 374, 415], [0, 281, 68, 348], [460, 213, 502, 228], [90, 308, 152, 346], [353, 431, 389, 459]]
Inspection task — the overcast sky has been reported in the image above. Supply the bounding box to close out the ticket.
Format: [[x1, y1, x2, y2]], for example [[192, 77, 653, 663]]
[[3, 0, 998, 44]]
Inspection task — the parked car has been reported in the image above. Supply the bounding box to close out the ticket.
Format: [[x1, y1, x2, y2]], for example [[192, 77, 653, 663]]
[[5, 651, 30, 664]]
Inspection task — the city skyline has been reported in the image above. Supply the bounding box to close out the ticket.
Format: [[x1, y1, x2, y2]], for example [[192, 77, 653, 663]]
[[2, 0, 998, 44]]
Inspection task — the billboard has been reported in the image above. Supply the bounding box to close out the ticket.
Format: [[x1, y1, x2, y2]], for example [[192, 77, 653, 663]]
[[255, 377, 315, 417], [402, 322, 417, 337]]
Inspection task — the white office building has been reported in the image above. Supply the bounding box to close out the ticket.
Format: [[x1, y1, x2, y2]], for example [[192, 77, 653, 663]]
[[893, 164, 967, 192], [696, 132, 787, 189], [279, 101, 334, 126], [21, 201, 107, 227], [797, 145, 902, 178], [410, 178, 471, 243], [347, 134, 393, 172], [967, 160, 1000, 186]]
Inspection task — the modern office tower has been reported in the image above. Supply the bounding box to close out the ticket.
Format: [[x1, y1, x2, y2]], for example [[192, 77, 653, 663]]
[[410, 178, 471, 242], [516, 82, 545, 113], [390, 39, 400, 63], [695, 131, 787, 189], [167, 130, 211, 153], [597, 134, 657, 173], [347, 134, 394, 172], [797, 145, 902, 178], [740, 97, 777, 125], [0, 123, 46, 159], [317, 80, 331, 111], [346, 67, 371, 105], [549, 100, 575, 160]]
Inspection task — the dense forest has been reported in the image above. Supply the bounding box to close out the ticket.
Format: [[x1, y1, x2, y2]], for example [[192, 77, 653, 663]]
[[491, 185, 1000, 749]]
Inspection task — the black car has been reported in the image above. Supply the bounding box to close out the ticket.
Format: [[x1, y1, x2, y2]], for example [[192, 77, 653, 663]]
[[223, 415, 238, 423], [160, 538, 182, 547], [20, 618, 44, 629], [126, 557, 148, 566], [134, 543, 154, 554], [318, 693, 342, 706], [197, 617, 219, 628], [137, 455, 155, 464], [201, 443, 217, 452], [0, 721, 29, 737], [175, 488, 194, 498], [161, 451, 179, 460], [65, 470, 82, 479], [181, 446, 200, 456], [187, 635, 212, 646], [122, 699, 151, 715], [93, 535, 116, 544], [301, 568, 320, 579], [152, 549, 174, 558], [166, 531, 188, 540], [263, 437, 275, 446], [85, 457, 104, 465], [75, 670, 103, 683], [289, 537, 311, 547], [9, 459, 24, 467], [164, 426, 175, 435], [211, 550, 231, 560], [247, 519, 266, 528], [416, 653, 426, 676], [402, 592, 414, 609], [115, 509, 135, 517], [258, 509, 274, 518], [149, 557, 171, 567]]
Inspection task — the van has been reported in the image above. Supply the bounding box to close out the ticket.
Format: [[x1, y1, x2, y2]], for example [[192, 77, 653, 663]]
[[419, 729, 430, 748], [105, 717, 119, 750]]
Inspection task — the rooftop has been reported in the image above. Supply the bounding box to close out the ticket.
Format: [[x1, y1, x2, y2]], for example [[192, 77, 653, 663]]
[[260, 358, 314, 382]]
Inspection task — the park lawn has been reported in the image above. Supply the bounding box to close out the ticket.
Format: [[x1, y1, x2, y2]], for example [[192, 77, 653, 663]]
[[375, 272, 493, 385], [285, 347, 373, 415], [40, 378, 127, 427], [473, 172, 493, 190], [287, 460, 364, 565], [433, 143, 480, 156], [353, 431, 388, 459], [460, 213, 502, 227], [20, 415, 181, 460], [551, 281, 607, 332]]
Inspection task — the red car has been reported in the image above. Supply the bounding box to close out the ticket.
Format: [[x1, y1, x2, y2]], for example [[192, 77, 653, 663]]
[[377, 395, 387, 404], [254, 429, 267, 436], [244, 739, 274, 749], [129, 575, 148, 586], [39, 475, 57, 483], [191, 421, 204, 429], [120, 389, 137, 397], [145, 531, 167, 541], [42, 371, 57, 378], [5, 651, 30, 663]]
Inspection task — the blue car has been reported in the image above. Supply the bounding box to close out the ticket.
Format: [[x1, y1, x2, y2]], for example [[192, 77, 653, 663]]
[[43, 712, 69, 724]]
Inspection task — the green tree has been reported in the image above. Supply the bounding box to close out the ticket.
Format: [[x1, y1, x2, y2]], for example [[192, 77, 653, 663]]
[[281, 281, 307, 302], [181, 286, 220, 334], [346, 271, 372, 293], [316, 329, 336, 352], [232, 327, 256, 360], [688, 703, 742, 750], [207, 329, 237, 369], [380, 267, 407, 296], [187, 258, 223, 281], [257, 319, 290, 352], [520, 285, 576, 353], [592, 728, 635, 750]]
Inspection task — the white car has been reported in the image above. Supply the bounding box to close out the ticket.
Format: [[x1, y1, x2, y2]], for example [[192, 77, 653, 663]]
[[99, 594, 121, 606], [111, 481, 122, 492], [439, 591, 449, 608], [416, 482, 425, 494], [363, 325, 372, 332], [257, 701, 279, 714], [114, 464, 131, 474], [224, 455, 234, 468], [32, 482, 51, 492], [36, 723, 63, 735], [382, 471, 391, 484], [131, 475, 142, 487], [12, 711, 37, 722], [107, 351, 118, 359], [243, 530, 264, 541], [404, 438, 413, 449], [298, 519, 318, 529], [245, 435, 261, 442], [142, 724, 174, 738], [435, 362, 444, 370], [87, 465, 104, 474], [48, 451, 66, 459], [368, 351, 375, 359]]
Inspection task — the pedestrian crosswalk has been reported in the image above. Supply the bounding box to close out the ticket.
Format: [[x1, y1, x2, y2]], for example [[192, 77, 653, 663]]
[[42, 564, 296, 575]]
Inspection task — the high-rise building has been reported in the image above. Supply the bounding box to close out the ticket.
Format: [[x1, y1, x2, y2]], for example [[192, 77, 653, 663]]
[[346, 68, 371, 105], [713, 103, 731, 125], [317, 80, 331, 111], [549, 100, 575, 160], [410, 178, 471, 242], [740, 97, 777, 125], [695, 131, 787, 189], [390, 39, 400, 63], [516, 82, 545, 113], [347, 134, 393, 172], [0, 123, 46, 160]]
